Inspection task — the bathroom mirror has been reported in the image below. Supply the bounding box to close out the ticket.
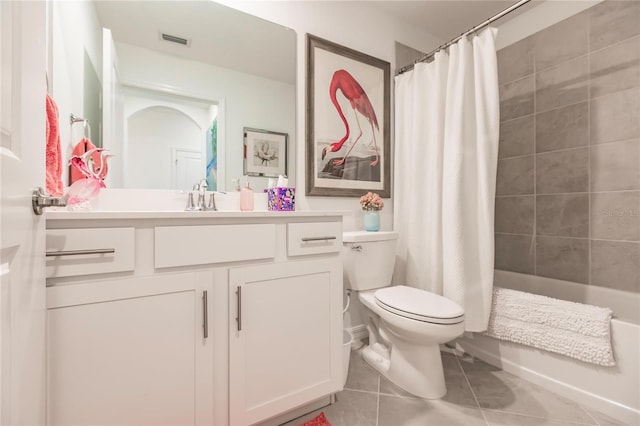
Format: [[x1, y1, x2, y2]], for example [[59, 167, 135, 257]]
[[49, 0, 296, 192]]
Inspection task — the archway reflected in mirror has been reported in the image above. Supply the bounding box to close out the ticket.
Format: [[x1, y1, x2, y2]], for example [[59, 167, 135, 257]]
[[49, 0, 295, 192]]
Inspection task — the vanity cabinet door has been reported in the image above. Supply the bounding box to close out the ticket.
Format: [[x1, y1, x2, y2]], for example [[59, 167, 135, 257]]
[[228, 258, 342, 426], [46, 272, 214, 426]]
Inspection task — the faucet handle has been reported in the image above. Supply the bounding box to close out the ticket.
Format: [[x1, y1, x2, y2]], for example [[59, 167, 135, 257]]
[[185, 191, 201, 211], [206, 192, 217, 211]]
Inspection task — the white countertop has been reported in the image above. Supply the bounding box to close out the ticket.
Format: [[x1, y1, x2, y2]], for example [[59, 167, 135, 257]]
[[45, 189, 347, 221], [46, 209, 348, 221]]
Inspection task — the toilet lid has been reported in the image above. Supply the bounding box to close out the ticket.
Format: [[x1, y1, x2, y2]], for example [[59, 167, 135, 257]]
[[374, 285, 464, 325]]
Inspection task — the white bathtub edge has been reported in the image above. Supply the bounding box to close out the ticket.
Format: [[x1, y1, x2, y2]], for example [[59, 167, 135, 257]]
[[456, 333, 640, 425], [494, 270, 640, 325]]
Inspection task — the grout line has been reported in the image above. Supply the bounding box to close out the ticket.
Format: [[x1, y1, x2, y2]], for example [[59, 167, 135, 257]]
[[375, 375, 380, 426], [498, 153, 534, 161], [495, 194, 536, 198], [588, 33, 640, 56], [591, 238, 640, 244], [588, 84, 640, 103], [376, 392, 419, 400], [497, 190, 640, 197], [499, 112, 534, 126], [495, 190, 640, 197], [342, 387, 380, 396], [454, 354, 489, 426], [495, 232, 535, 237], [532, 189, 640, 196], [535, 98, 588, 118], [499, 72, 533, 88], [590, 137, 640, 147], [532, 42, 538, 276], [533, 85, 640, 116], [587, 12, 592, 288], [580, 405, 603, 426], [498, 192, 585, 197], [590, 189, 640, 194], [533, 52, 587, 76], [534, 98, 587, 116], [499, 84, 640, 128], [535, 145, 589, 157], [535, 191, 589, 196], [481, 408, 601, 426], [497, 232, 593, 241], [498, 136, 640, 162], [495, 234, 640, 244]]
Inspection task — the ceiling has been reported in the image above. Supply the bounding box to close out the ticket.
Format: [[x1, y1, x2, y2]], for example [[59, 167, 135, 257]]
[[94, 1, 297, 84], [370, 0, 531, 42], [94, 1, 535, 85]]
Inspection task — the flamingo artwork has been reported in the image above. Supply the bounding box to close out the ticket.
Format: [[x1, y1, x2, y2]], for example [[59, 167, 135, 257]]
[[321, 69, 380, 167]]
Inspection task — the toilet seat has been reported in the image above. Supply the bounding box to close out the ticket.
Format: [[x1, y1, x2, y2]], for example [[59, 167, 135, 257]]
[[375, 285, 464, 325]]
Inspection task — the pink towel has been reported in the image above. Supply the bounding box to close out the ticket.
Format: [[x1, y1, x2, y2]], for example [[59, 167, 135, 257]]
[[45, 94, 63, 196]]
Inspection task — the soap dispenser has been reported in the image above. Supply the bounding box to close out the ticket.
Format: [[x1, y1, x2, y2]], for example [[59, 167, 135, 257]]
[[240, 176, 254, 211]]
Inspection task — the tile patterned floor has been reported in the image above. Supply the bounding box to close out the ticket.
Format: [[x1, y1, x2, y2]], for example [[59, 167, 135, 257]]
[[286, 348, 625, 426]]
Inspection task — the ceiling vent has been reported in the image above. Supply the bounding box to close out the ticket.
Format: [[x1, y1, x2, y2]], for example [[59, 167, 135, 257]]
[[160, 32, 191, 47]]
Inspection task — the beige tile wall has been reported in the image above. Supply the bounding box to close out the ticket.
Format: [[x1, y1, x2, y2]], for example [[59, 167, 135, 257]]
[[495, 0, 640, 292]]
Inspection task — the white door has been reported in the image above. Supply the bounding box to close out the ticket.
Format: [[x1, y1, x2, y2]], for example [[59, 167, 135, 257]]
[[0, 1, 47, 424], [174, 148, 203, 191]]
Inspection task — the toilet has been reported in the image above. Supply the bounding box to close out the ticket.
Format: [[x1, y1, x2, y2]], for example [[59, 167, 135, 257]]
[[343, 231, 464, 399]]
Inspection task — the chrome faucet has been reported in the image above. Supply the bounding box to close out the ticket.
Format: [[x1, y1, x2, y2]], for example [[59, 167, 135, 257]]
[[197, 179, 208, 209], [185, 179, 217, 211]]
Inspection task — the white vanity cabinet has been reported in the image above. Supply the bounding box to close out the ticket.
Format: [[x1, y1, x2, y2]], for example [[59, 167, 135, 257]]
[[229, 258, 342, 425], [45, 212, 343, 426], [46, 272, 214, 426]]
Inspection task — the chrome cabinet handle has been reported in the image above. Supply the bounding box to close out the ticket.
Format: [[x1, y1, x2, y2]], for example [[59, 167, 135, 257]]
[[46, 248, 116, 257], [301, 236, 337, 242], [202, 290, 208, 339], [351, 245, 363, 252], [236, 286, 242, 331]]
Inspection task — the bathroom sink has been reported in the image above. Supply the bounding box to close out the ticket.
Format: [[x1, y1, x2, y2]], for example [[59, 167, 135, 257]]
[[83, 188, 268, 212]]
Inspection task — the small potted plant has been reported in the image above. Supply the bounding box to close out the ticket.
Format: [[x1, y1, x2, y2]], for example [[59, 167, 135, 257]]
[[360, 192, 383, 232]]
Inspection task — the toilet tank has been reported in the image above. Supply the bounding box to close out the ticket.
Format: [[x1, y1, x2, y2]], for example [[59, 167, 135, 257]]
[[342, 231, 398, 291]]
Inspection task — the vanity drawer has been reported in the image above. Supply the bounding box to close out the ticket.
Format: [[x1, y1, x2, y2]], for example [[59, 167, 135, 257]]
[[46, 228, 135, 279], [154, 224, 276, 268], [287, 222, 342, 257]]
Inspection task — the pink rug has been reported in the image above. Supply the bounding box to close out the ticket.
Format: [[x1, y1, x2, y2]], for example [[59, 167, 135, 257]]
[[299, 412, 331, 426]]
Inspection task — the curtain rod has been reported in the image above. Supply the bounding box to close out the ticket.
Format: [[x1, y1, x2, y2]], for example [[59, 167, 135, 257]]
[[397, 0, 532, 75]]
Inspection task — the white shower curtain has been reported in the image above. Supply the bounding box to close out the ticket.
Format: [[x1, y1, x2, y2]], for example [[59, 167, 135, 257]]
[[394, 28, 499, 332]]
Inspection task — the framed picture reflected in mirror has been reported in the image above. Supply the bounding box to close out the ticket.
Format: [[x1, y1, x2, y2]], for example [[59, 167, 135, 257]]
[[243, 128, 288, 178]]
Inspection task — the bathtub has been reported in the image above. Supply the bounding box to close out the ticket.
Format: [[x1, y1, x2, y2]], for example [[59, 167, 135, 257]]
[[456, 270, 640, 425]]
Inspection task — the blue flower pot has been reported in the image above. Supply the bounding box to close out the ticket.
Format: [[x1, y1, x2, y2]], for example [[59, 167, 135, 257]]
[[363, 210, 380, 232]]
